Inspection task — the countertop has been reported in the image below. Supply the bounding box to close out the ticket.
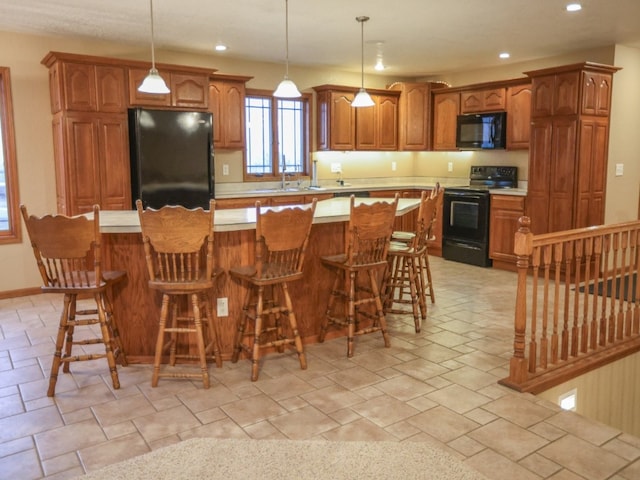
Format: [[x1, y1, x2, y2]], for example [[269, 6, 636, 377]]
[[98, 196, 421, 234], [214, 181, 527, 199]]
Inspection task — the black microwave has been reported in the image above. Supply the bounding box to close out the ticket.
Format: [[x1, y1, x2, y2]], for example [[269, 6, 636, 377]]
[[456, 112, 506, 149]]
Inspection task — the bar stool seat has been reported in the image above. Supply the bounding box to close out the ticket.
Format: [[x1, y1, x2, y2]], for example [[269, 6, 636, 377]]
[[137, 199, 223, 389], [384, 186, 443, 332], [230, 200, 317, 381], [320, 194, 399, 357], [21, 204, 128, 397]]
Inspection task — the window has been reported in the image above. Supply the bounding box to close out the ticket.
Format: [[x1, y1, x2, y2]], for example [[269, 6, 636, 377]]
[[244, 89, 309, 181], [0, 67, 20, 244]]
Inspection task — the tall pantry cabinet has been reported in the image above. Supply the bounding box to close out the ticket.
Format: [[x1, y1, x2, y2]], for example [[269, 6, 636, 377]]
[[525, 62, 620, 235]]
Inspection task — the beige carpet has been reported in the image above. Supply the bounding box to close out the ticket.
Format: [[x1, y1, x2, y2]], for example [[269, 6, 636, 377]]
[[77, 438, 490, 480]]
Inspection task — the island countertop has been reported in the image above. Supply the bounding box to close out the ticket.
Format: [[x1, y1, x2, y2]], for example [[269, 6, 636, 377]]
[[98, 196, 421, 234]]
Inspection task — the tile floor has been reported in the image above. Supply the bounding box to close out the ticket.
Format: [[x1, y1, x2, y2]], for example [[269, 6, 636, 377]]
[[1, 257, 639, 479]]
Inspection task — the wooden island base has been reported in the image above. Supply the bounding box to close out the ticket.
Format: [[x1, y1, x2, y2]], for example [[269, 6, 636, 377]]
[[102, 198, 420, 363]]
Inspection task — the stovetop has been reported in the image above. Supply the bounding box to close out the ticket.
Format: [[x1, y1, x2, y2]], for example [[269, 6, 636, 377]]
[[448, 165, 518, 192]]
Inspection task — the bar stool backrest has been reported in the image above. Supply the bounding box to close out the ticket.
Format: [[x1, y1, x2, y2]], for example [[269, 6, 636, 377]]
[[254, 199, 317, 280], [21, 204, 103, 290], [413, 185, 443, 251], [136, 199, 216, 284], [346, 194, 399, 267]]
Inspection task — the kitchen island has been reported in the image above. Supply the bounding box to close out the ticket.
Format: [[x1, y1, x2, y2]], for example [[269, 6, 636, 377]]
[[101, 197, 420, 363]]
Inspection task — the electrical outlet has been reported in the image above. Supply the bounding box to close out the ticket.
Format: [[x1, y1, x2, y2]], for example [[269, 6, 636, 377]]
[[447, 162, 453, 172], [222, 164, 229, 176], [216, 297, 228, 317], [330, 162, 342, 173], [391, 161, 397, 171]]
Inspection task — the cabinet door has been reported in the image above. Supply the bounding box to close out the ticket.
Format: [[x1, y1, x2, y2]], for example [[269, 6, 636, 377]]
[[581, 72, 613, 117], [171, 73, 208, 109], [128, 67, 171, 107], [574, 118, 609, 228], [329, 91, 356, 150], [396, 83, 429, 150], [98, 116, 131, 210], [355, 99, 376, 150], [460, 88, 505, 113], [527, 118, 553, 234], [432, 92, 459, 151], [489, 195, 525, 264], [548, 117, 577, 233], [62, 63, 97, 112], [377, 94, 398, 150], [553, 71, 580, 116], [96, 66, 126, 113], [209, 80, 246, 149], [506, 84, 531, 150], [64, 115, 102, 214], [531, 75, 555, 117], [215, 197, 269, 209]]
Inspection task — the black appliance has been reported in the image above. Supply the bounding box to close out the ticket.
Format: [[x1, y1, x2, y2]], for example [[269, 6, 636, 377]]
[[456, 111, 506, 149], [128, 108, 215, 210], [442, 166, 518, 267]]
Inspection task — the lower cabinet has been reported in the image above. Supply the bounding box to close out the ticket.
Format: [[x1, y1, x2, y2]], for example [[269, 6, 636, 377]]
[[489, 194, 526, 269]]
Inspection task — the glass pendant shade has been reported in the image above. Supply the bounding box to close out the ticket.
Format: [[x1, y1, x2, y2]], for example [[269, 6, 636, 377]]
[[274, 77, 301, 98], [353, 16, 373, 108], [138, 0, 170, 94], [274, 0, 301, 98], [138, 68, 170, 94], [352, 88, 375, 107]]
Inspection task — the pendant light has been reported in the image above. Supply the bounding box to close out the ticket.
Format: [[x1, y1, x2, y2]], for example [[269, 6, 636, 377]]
[[352, 16, 374, 108], [273, 0, 301, 98], [138, 0, 170, 94]]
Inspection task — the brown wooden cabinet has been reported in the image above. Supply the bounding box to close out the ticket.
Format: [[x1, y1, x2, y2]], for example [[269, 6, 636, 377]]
[[313, 85, 400, 151], [52, 113, 130, 215], [128, 67, 209, 109], [460, 87, 506, 113], [506, 83, 531, 150], [489, 194, 526, 268], [432, 91, 460, 151], [525, 62, 620, 235], [209, 74, 252, 150], [387, 82, 431, 151]]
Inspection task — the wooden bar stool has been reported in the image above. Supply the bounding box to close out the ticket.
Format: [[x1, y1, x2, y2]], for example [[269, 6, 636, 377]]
[[230, 199, 317, 381], [21, 204, 128, 397], [319, 194, 399, 357], [136, 199, 223, 389], [383, 186, 442, 332]]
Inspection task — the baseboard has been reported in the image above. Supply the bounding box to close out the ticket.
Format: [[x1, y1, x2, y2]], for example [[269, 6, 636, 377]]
[[0, 286, 41, 300]]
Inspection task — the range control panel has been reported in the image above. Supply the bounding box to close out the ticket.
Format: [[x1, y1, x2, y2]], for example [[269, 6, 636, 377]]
[[469, 165, 517, 188]]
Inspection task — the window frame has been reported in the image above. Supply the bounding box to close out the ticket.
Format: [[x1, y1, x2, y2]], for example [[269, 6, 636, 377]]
[[0, 67, 21, 245], [243, 88, 311, 182]]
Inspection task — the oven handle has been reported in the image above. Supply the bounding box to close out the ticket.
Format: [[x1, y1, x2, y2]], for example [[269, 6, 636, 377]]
[[444, 192, 487, 201]]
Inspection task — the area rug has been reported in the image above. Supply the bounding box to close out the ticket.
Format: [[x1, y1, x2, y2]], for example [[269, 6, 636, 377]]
[[581, 273, 637, 302], [77, 437, 490, 480]]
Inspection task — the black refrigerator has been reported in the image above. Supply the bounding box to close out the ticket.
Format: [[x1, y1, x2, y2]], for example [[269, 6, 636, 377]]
[[128, 108, 214, 209]]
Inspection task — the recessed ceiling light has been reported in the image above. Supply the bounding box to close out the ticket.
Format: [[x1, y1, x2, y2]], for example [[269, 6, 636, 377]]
[[215, 44, 228, 52], [566, 3, 582, 12], [374, 58, 385, 71], [499, 52, 510, 59]]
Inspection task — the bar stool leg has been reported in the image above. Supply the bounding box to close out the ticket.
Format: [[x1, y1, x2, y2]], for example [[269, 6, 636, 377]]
[[232, 288, 253, 363], [103, 288, 127, 366], [369, 269, 391, 348], [347, 271, 357, 358], [320, 272, 341, 343], [95, 292, 120, 390], [48, 294, 72, 397], [202, 292, 223, 368], [152, 294, 170, 387], [281, 282, 307, 370], [62, 295, 77, 374], [191, 292, 210, 389]]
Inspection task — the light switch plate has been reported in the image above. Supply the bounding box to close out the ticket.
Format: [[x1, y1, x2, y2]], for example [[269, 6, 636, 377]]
[[391, 161, 397, 171], [447, 162, 453, 172], [222, 164, 229, 176], [615, 163, 624, 176], [330, 162, 342, 173]]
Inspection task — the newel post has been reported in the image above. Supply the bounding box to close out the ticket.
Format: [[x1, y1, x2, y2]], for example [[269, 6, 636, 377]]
[[509, 216, 533, 385]]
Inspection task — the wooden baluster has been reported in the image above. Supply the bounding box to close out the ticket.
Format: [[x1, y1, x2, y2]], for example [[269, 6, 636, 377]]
[[581, 237, 592, 354], [561, 241, 573, 361], [540, 245, 552, 370], [624, 229, 635, 337], [600, 235, 611, 346], [590, 235, 602, 350], [528, 247, 541, 373], [633, 228, 640, 334], [571, 238, 582, 357], [551, 242, 563, 364], [608, 233, 620, 343], [617, 231, 629, 340]]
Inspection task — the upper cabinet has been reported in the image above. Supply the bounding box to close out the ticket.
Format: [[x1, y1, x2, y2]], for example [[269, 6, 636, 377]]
[[432, 91, 460, 151], [313, 85, 400, 151], [209, 74, 252, 150], [128, 67, 209, 109], [388, 82, 430, 151], [460, 87, 506, 113], [506, 83, 532, 150], [581, 71, 614, 116]]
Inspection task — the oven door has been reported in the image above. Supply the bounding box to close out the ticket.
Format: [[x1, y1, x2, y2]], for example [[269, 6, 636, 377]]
[[443, 190, 490, 244]]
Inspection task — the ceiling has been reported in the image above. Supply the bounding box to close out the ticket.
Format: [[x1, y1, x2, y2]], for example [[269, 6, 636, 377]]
[[1, 0, 640, 77]]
